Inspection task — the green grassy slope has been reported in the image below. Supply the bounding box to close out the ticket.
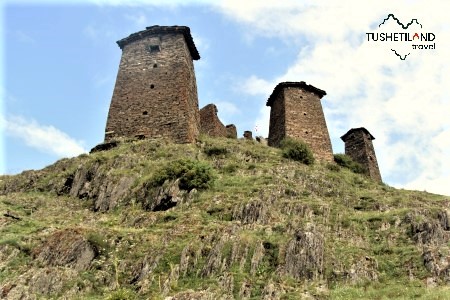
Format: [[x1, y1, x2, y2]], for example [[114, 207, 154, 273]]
[[1, 136, 449, 299]]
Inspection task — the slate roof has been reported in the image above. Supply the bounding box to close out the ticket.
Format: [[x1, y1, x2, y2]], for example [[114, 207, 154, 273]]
[[266, 82, 327, 106], [116, 25, 200, 60], [340, 127, 375, 141]]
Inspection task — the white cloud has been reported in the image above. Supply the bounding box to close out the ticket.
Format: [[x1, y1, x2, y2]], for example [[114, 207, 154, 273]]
[[87, 0, 212, 7], [216, 101, 239, 116], [83, 24, 115, 41], [241, 75, 272, 96], [0, 115, 87, 158], [217, 0, 450, 195], [124, 12, 149, 27], [13, 30, 36, 44]]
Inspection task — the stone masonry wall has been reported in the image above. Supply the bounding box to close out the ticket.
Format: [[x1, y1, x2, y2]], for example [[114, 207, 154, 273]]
[[105, 27, 200, 143], [284, 88, 333, 161], [342, 129, 382, 182], [199, 104, 228, 138], [267, 82, 333, 161], [225, 124, 237, 139], [267, 90, 286, 147]]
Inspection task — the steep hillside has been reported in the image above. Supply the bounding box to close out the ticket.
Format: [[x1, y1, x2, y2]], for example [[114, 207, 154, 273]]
[[1, 137, 449, 299]]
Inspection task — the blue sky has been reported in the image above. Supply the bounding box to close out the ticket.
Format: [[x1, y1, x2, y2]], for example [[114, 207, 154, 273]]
[[1, 0, 450, 196]]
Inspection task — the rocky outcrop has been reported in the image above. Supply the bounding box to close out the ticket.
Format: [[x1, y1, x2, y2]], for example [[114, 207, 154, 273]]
[[232, 200, 268, 225], [68, 162, 135, 212], [1, 267, 81, 300], [33, 228, 97, 270], [283, 228, 324, 280], [137, 179, 197, 211], [89, 141, 119, 153]]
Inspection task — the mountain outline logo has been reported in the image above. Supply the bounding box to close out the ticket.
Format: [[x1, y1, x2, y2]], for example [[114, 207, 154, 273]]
[[366, 13, 436, 60]]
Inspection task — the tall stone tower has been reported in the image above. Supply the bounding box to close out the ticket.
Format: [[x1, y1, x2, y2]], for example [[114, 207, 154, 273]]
[[341, 127, 382, 182], [105, 25, 200, 143], [266, 81, 333, 161]]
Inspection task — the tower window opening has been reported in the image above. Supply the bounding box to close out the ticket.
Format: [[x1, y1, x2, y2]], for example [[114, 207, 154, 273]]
[[148, 45, 161, 53], [150, 84, 155, 89], [143, 111, 148, 115]]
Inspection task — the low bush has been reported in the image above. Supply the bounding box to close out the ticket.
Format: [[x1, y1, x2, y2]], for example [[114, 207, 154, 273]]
[[280, 138, 315, 165], [153, 159, 215, 191], [326, 163, 340, 172], [334, 154, 366, 174], [203, 145, 228, 157]]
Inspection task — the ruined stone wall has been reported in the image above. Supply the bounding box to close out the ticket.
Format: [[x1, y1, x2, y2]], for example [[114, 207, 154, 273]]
[[343, 129, 382, 182], [267, 90, 286, 147], [267, 82, 333, 161], [243, 131, 253, 140], [225, 124, 237, 139], [105, 27, 200, 143], [199, 104, 228, 137]]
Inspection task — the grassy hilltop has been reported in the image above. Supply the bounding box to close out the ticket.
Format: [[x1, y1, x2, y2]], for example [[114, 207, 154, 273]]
[[1, 136, 449, 299]]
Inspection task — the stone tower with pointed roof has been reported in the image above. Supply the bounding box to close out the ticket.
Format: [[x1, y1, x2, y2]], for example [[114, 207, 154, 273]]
[[341, 127, 382, 182], [105, 25, 200, 143], [266, 81, 333, 161]]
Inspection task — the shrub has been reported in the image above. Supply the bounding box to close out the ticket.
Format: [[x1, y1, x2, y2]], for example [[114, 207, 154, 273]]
[[105, 288, 136, 300], [280, 138, 315, 165], [204, 145, 228, 157], [334, 154, 366, 174], [153, 159, 215, 191], [223, 163, 238, 174], [326, 163, 340, 172]]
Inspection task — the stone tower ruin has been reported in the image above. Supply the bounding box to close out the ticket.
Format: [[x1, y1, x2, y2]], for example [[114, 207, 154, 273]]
[[199, 104, 237, 138], [266, 81, 333, 161], [341, 127, 382, 182], [105, 25, 200, 143]]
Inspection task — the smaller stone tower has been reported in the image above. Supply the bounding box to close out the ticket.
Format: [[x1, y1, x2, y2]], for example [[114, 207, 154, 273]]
[[341, 127, 382, 182], [266, 81, 333, 161]]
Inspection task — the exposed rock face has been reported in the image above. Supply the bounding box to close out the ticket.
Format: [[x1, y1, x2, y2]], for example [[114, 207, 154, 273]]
[[69, 162, 135, 212], [346, 256, 379, 283], [137, 179, 197, 211], [0, 170, 43, 195], [140, 179, 183, 211], [33, 228, 97, 270], [283, 228, 324, 280], [232, 200, 268, 225], [89, 141, 119, 153], [2, 268, 81, 300], [404, 210, 450, 283]]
